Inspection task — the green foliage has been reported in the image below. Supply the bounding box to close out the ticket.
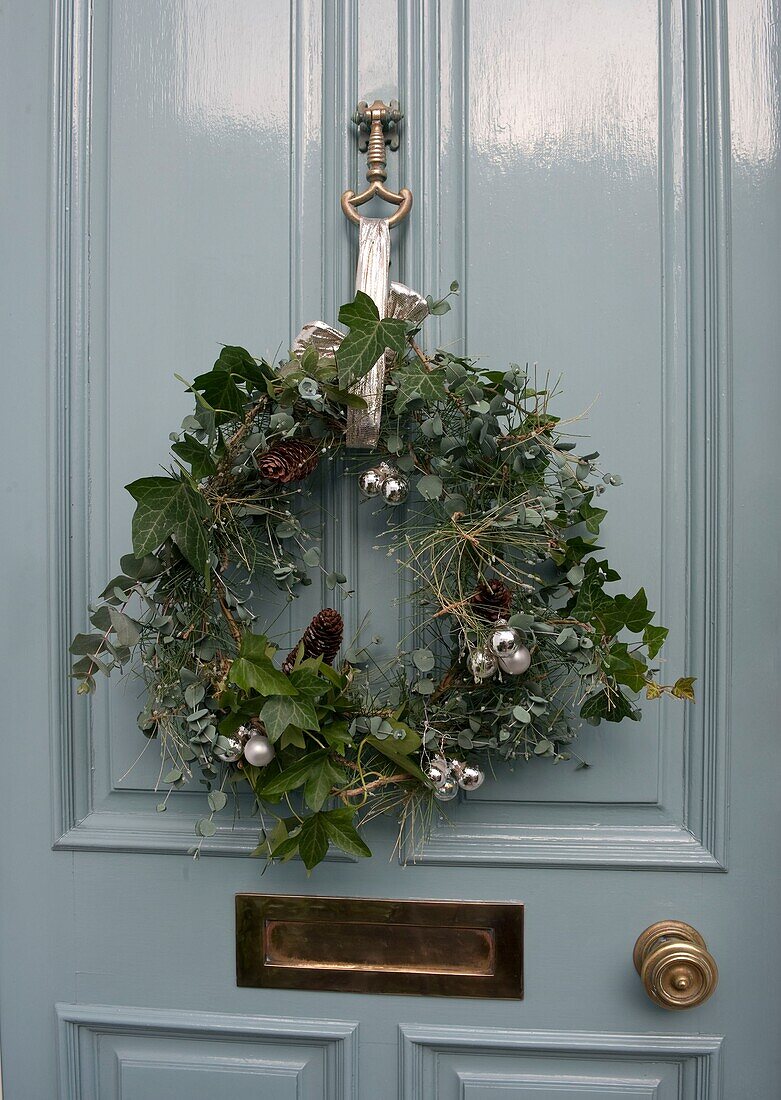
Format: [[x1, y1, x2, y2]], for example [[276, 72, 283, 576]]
[[392, 359, 448, 414], [228, 634, 297, 696], [270, 807, 371, 870], [71, 285, 692, 873], [260, 695, 320, 740], [126, 476, 212, 575], [336, 292, 407, 389], [171, 435, 217, 480]]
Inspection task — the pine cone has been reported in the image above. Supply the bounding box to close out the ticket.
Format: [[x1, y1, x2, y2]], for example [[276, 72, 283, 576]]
[[256, 438, 320, 484], [282, 608, 344, 673], [470, 580, 512, 622]]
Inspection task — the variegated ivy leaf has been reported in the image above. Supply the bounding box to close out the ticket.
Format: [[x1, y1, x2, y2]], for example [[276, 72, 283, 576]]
[[126, 476, 212, 576], [335, 292, 407, 389]]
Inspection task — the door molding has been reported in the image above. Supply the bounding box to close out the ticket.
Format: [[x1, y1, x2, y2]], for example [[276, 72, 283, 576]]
[[56, 1004, 359, 1100], [399, 1023, 724, 1100], [397, 0, 732, 871], [49, 0, 361, 858], [50, 0, 732, 870]]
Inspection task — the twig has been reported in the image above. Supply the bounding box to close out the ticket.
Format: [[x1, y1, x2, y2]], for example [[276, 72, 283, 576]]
[[409, 337, 430, 370], [215, 548, 241, 648], [208, 400, 266, 493], [216, 587, 241, 648], [430, 664, 459, 703], [338, 772, 412, 800]]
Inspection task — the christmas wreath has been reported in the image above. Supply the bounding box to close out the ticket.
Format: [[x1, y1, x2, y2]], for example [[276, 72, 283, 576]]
[[70, 286, 693, 870]]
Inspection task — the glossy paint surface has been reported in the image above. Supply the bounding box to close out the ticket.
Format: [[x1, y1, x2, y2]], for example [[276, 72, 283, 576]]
[[0, 0, 780, 1096]]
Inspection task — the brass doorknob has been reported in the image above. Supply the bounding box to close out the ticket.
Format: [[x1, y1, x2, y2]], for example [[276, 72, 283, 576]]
[[633, 920, 718, 1010]]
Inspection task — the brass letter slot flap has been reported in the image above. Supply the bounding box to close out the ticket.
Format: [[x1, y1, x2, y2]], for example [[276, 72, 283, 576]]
[[236, 895, 523, 999]]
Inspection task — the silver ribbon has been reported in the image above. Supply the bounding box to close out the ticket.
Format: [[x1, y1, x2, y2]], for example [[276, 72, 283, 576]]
[[345, 217, 391, 448], [293, 218, 428, 449], [291, 320, 343, 361], [386, 280, 430, 326]]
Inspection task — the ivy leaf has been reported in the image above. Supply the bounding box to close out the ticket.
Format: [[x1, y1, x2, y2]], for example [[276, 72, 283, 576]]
[[671, 676, 697, 701], [234, 632, 273, 659], [288, 667, 331, 701], [126, 476, 212, 575], [279, 725, 307, 750], [579, 498, 608, 535], [299, 812, 330, 870], [367, 722, 428, 783], [335, 292, 407, 388], [319, 383, 368, 410], [581, 685, 640, 723], [262, 818, 290, 856], [303, 758, 344, 812], [215, 345, 273, 391], [260, 695, 320, 740], [591, 595, 624, 637], [612, 588, 654, 633], [227, 633, 297, 696], [589, 558, 621, 583], [322, 807, 372, 859], [573, 581, 609, 624], [318, 718, 352, 752], [270, 834, 301, 862], [228, 655, 296, 697], [391, 359, 448, 414], [190, 365, 246, 422], [605, 646, 649, 693], [171, 434, 217, 480], [256, 749, 329, 798], [643, 624, 669, 659], [550, 535, 603, 569]]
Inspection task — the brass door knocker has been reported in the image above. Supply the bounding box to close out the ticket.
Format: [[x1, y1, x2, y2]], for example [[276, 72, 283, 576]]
[[295, 100, 424, 447], [341, 100, 413, 228]]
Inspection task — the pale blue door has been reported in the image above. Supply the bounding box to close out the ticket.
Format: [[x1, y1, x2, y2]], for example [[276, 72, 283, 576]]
[[1, 0, 780, 1096]]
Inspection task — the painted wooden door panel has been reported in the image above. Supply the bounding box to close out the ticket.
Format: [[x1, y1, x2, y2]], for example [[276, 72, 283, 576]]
[[398, 1025, 722, 1098], [1, 0, 780, 1097], [56, 1006, 358, 1100]]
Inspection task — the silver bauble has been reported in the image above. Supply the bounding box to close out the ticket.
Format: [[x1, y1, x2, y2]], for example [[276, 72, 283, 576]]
[[381, 474, 409, 506], [453, 761, 485, 792], [243, 733, 276, 767], [213, 726, 250, 763], [468, 648, 498, 681], [498, 644, 532, 676], [433, 775, 459, 801], [358, 467, 384, 498], [487, 620, 522, 658], [375, 460, 399, 480], [424, 757, 450, 789]]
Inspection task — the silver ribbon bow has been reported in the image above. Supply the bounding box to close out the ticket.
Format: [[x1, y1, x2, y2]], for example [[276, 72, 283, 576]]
[[293, 215, 428, 449]]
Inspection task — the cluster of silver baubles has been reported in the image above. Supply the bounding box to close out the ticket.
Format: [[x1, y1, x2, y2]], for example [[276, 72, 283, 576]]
[[213, 725, 276, 767], [424, 755, 485, 801], [469, 619, 531, 681], [357, 460, 409, 506]]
